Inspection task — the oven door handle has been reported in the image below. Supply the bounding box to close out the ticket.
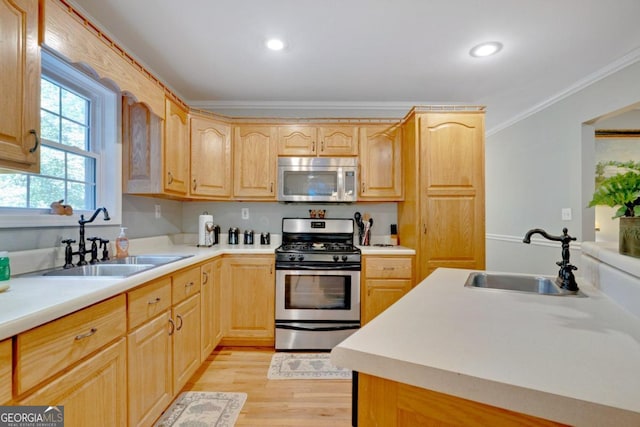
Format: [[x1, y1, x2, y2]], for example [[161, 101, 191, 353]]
[[276, 265, 360, 271], [276, 324, 360, 332]]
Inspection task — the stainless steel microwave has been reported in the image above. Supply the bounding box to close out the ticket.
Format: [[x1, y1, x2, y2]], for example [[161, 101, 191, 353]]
[[277, 157, 358, 203]]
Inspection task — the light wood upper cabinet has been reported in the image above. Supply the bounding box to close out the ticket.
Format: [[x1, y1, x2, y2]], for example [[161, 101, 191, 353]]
[[221, 255, 275, 346], [233, 125, 277, 199], [122, 97, 164, 194], [0, 339, 11, 404], [190, 114, 232, 198], [164, 97, 189, 195], [359, 124, 403, 200], [0, 0, 40, 173], [399, 110, 485, 281], [277, 125, 358, 156]]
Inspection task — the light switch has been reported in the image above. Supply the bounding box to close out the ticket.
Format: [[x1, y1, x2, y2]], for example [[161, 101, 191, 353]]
[[561, 208, 572, 221]]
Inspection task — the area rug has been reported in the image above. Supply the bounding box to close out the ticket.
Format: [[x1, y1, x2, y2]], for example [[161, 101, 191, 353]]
[[154, 391, 246, 427], [267, 352, 352, 380]]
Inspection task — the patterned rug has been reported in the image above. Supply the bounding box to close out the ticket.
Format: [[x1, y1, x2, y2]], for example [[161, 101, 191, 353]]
[[154, 391, 246, 427], [267, 352, 352, 380]]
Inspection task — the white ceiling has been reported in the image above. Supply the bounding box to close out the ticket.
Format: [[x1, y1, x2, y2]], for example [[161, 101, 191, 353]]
[[68, 0, 640, 132]]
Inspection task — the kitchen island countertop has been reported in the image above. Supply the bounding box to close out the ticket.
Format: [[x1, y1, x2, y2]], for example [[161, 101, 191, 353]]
[[331, 267, 640, 426]]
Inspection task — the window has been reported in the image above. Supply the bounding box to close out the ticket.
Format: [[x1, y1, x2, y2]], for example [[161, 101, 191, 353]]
[[0, 50, 121, 227]]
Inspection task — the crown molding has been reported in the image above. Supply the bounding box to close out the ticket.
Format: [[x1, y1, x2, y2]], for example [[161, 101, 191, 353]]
[[486, 46, 640, 136]]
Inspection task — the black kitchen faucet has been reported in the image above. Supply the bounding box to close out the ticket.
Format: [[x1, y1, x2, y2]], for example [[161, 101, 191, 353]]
[[523, 227, 579, 292], [62, 207, 111, 268]]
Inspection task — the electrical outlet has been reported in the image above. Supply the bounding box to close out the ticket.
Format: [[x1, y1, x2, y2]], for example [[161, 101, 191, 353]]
[[241, 208, 249, 220], [561, 208, 572, 221], [155, 204, 161, 219]]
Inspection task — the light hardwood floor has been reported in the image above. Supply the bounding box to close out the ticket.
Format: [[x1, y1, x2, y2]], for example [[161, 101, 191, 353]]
[[183, 347, 353, 426]]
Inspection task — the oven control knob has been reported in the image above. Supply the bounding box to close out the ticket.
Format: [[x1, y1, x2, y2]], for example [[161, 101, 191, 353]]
[[341, 255, 348, 262], [298, 255, 304, 261], [333, 255, 339, 262], [288, 255, 296, 261]]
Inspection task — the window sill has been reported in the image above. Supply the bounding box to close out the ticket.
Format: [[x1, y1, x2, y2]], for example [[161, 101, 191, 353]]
[[0, 212, 120, 228]]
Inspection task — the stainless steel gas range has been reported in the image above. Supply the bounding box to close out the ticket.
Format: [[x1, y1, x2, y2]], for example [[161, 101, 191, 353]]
[[275, 217, 361, 350]]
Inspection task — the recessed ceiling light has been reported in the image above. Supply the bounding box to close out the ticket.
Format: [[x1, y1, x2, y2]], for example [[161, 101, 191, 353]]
[[469, 41, 503, 57], [266, 38, 285, 51]]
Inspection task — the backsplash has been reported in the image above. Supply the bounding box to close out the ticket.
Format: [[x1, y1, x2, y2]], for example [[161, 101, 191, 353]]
[[0, 195, 397, 252]]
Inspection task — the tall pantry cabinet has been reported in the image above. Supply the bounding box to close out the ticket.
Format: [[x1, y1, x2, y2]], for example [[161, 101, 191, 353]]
[[398, 108, 485, 282]]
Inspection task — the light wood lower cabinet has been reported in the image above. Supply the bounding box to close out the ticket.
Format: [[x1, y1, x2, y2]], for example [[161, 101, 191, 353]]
[[362, 255, 414, 325], [221, 255, 275, 346], [15, 295, 126, 395], [172, 293, 201, 393], [358, 373, 565, 426], [201, 259, 223, 361], [127, 277, 172, 427], [18, 338, 127, 427], [0, 339, 11, 404]]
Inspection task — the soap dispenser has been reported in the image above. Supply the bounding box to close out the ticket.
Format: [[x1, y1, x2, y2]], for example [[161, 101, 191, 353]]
[[115, 227, 129, 258]]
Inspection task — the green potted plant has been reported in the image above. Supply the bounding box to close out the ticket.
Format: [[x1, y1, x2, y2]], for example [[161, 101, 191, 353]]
[[589, 160, 640, 257]]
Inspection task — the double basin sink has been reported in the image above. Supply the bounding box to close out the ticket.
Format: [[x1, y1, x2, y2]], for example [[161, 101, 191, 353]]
[[36, 254, 193, 278], [465, 272, 586, 297]]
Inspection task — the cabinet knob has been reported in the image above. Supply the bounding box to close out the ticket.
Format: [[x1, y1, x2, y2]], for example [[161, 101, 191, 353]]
[[202, 271, 208, 284], [167, 172, 174, 184], [168, 318, 175, 335], [176, 314, 183, 331], [192, 179, 197, 191]]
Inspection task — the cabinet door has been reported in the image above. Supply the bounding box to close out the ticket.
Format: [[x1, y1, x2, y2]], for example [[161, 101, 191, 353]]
[[122, 99, 163, 194], [0, 339, 11, 404], [318, 126, 358, 156], [359, 124, 403, 200], [128, 312, 172, 427], [363, 279, 412, 324], [172, 293, 201, 394], [164, 97, 189, 195], [419, 113, 485, 278], [233, 125, 277, 199], [0, 0, 40, 173], [277, 125, 317, 155], [221, 256, 275, 346], [18, 338, 127, 427], [200, 261, 221, 360], [190, 115, 232, 198]]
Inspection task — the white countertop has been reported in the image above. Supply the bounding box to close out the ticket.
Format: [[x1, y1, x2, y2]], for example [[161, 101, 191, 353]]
[[0, 235, 414, 341], [331, 267, 640, 426]]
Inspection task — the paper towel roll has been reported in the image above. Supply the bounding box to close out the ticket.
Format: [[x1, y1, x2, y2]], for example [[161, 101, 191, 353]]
[[198, 214, 214, 246]]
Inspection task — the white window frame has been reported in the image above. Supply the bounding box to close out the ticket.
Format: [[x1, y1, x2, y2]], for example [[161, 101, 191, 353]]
[[0, 50, 121, 228]]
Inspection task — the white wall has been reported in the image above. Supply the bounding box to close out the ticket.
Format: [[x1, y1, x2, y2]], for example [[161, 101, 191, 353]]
[[486, 60, 640, 275]]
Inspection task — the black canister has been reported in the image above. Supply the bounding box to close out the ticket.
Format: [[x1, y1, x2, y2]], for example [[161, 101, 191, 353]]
[[244, 229, 254, 245], [213, 225, 220, 245], [260, 232, 271, 245], [228, 227, 239, 245]]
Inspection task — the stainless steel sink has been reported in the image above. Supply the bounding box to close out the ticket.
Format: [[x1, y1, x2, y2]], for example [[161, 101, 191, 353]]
[[465, 272, 586, 296], [42, 263, 156, 277], [28, 254, 193, 278], [103, 254, 192, 266]]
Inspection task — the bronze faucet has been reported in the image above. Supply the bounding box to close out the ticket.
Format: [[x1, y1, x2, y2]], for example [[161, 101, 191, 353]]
[[523, 227, 579, 292]]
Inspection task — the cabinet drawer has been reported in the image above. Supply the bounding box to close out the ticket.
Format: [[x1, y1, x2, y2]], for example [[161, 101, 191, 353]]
[[365, 256, 413, 279], [15, 294, 126, 395], [128, 277, 172, 330], [172, 266, 201, 304], [0, 339, 11, 404]]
